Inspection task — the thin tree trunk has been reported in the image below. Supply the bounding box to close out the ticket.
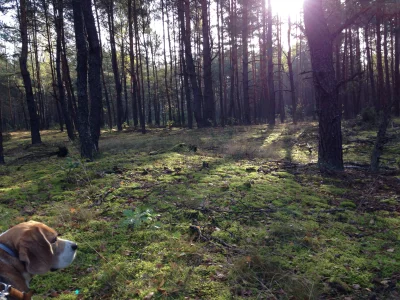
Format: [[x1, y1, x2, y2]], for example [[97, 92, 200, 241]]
[[19, 0, 41, 144], [61, 25, 78, 128], [375, 3, 385, 111], [43, 0, 63, 132], [217, 0, 224, 126], [365, 24, 376, 107], [266, 0, 275, 125], [94, 0, 112, 129], [54, 0, 75, 140], [201, 0, 215, 126], [133, 0, 146, 133], [288, 16, 296, 124], [128, 0, 138, 128], [242, 0, 250, 124], [32, 1, 45, 129], [277, 17, 284, 123], [383, 20, 391, 105], [82, 0, 102, 151], [178, 0, 192, 128], [107, 2, 123, 131], [121, 27, 129, 125], [144, 15, 152, 125], [260, 0, 267, 122], [183, 0, 203, 127], [161, 0, 172, 121]]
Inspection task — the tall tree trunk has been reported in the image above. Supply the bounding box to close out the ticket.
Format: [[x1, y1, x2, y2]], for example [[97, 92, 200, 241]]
[[82, 0, 102, 151], [375, 3, 385, 111], [266, 0, 275, 126], [150, 35, 161, 126], [19, 0, 41, 144], [61, 25, 78, 128], [107, 2, 123, 131], [161, 0, 172, 121], [121, 27, 129, 125], [342, 29, 349, 119], [201, 0, 215, 126], [72, 0, 93, 160], [128, 0, 138, 127], [43, 0, 63, 132], [277, 17, 284, 123], [32, 1, 45, 129], [54, 0, 75, 140], [242, 0, 250, 124], [288, 16, 296, 124], [133, 0, 146, 133], [260, 0, 267, 122], [383, 20, 391, 105], [144, 16, 152, 125], [229, 0, 237, 122], [217, 0, 224, 126], [355, 28, 362, 114], [178, 0, 193, 128], [183, 0, 203, 127], [304, 0, 343, 172], [365, 24, 376, 107], [94, 0, 112, 129]]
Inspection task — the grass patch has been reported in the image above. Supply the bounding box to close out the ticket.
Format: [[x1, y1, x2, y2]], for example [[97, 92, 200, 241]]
[[0, 121, 399, 299]]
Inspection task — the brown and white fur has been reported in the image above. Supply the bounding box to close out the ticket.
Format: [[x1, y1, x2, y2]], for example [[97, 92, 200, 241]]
[[0, 221, 77, 296]]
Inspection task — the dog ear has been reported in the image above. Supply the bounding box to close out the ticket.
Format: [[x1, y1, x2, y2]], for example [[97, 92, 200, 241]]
[[19, 227, 54, 274]]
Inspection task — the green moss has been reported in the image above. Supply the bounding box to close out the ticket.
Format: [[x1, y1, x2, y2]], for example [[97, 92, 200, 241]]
[[1, 123, 399, 299]]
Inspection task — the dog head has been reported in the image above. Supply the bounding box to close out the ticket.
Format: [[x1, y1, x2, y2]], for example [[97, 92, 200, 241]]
[[4, 221, 77, 275]]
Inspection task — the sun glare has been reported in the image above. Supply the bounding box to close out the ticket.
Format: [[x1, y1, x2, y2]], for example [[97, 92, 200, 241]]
[[270, 0, 304, 17]]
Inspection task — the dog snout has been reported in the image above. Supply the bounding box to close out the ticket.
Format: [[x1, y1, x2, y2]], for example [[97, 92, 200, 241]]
[[71, 243, 78, 251]]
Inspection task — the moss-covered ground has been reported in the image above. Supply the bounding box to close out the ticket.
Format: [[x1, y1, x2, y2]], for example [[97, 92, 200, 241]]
[[0, 120, 399, 299]]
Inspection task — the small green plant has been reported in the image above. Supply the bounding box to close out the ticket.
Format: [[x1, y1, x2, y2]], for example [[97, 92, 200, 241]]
[[166, 120, 174, 129], [64, 157, 80, 180], [121, 208, 159, 230]]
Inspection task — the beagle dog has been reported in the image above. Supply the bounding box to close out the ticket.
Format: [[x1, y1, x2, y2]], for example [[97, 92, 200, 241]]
[[0, 221, 77, 299]]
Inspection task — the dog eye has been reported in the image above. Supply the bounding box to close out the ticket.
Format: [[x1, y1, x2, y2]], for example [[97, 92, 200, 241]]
[[50, 237, 58, 243]]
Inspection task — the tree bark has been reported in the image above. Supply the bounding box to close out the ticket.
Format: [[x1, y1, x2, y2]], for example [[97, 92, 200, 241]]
[[183, 0, 203, 127], [94, 0, 112, 129], [364, 24, 376, 107], [266, 0, 275, 126], [19, 0, 42, 144], [242, 0, 250, 125], [288, 16, 296, 124], [201, 0, 215, 126], [375, 3, 385, 111], [82, 0, 102, 151], [72, 0, 93, 160], [161, 0, 172, 122], [43, 0, 63, 132], [133, 0, 146, 133], [54, 0, 75, 140], [217, 0, 224, 126], [107, 1, 123, 131], [128, 0, 139, 128], [303, 0, 344, 172]]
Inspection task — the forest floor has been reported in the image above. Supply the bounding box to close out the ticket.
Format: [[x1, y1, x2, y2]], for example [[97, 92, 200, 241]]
[[0, 119, 400, 299]]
